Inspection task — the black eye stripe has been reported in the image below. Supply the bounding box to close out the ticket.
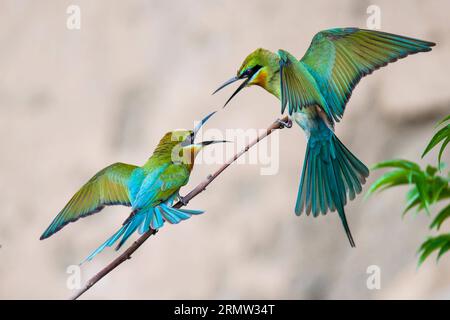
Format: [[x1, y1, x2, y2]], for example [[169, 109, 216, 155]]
[[245, 65, 262, 77]]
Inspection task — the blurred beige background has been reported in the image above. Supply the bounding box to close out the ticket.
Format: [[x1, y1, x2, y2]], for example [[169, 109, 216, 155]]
[[0, 0, 449, 299]]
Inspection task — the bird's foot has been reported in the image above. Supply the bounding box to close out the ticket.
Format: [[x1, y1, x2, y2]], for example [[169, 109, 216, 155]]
[[178, 196, 189, 206], [277, 118, 292, 129]]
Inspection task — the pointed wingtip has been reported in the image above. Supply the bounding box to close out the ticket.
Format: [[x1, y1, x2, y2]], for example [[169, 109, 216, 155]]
[[39, 230, 53, 240], [80, 254, 93, 265], [78, 259, 87, 266]]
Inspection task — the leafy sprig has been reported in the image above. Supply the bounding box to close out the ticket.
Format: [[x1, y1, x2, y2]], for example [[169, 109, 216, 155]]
[[368, 115, 450, 265]]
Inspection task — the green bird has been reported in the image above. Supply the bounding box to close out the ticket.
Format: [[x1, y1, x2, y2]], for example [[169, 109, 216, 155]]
[[40, 112, 225, 261], [214, 28, 435, 246]]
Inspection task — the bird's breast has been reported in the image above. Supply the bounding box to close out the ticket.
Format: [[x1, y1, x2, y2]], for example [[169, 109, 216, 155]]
[[291, 106, 332, 139]]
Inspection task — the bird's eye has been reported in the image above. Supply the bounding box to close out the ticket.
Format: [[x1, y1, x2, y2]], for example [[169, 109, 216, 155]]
[[243, 65, 262, 78], [180, 133, 194, 147], [240, 68, 251, 78]]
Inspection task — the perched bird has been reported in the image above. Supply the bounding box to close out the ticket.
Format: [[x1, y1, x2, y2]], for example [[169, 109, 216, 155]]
[[214, 28, 435, 246], [40, 112, 225, 261]]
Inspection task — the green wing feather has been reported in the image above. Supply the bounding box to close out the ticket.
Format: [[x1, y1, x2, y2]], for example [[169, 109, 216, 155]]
[[300, 28, 435, 121], [40, 162, 137, 239], [278, 49, 329, 116]]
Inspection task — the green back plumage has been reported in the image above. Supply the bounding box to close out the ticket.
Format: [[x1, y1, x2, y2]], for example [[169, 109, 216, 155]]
[[149, 131, 189, 160], [144, 130, 199, 171]]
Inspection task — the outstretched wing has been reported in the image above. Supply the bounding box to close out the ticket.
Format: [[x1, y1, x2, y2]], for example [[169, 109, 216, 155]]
[[300, 28, 435, 122], [40, 162, 138, 239]]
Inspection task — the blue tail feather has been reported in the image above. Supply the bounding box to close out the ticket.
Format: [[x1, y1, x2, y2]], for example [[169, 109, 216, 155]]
[[295, 127, 369, 247], [176, 208, 204, 215], [82, 226, 126, 263], [150, 207, 164, 229], [160, 204, 205, 224], [160, 206, 183, 223], [82, 201, 205, 262], [116, 216, 142, 250], [138, 208, 153, 234]]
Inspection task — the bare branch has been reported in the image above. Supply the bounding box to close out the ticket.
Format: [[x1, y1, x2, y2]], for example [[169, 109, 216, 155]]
[[70, 116, 289, 300]]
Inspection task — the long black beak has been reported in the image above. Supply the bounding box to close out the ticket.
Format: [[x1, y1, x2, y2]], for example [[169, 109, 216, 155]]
[[200, 140, 229, 146], [212, 76, 241, 95], [193, 111, 216, 139], [213, 75, 251, 108]]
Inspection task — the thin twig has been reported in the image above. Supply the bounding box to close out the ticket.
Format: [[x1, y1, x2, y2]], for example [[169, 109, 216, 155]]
[[70, 115, 289, 300]]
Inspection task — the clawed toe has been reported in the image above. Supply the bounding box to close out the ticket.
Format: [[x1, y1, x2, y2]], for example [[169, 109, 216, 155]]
[[277, 118, 292, 129], [178, 196, 188, 206]]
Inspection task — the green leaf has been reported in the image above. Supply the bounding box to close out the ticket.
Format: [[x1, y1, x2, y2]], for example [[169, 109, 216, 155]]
[[430, 177, 447, 204], [403, 187, 420, 215], [415, 179, 430, 213], [426, 165, 437, 177], [436, 188, 450, 202], [430, 204, 450, 230], [418, 234, 450, 265], [422, 125, 450, 159], [438, 242, 450, 260], [438, 136, 450, 169], [371, 159, 421, 172], [436, 114, 450, 127], [365, 170, 410, 197]]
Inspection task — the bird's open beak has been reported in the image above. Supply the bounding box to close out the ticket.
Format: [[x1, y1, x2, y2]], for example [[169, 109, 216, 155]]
[[212, 76, 241, 94], [213, 74, 251, 108], [192, 113, 230, 146], [193, 111, 216, 140]]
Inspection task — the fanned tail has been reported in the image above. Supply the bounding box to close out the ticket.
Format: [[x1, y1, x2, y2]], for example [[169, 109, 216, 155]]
[[295, 127, 369, 247], [81, 204, 204, 263]]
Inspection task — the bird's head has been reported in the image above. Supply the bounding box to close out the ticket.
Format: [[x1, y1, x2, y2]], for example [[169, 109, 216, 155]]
[[213, 48, 279, 107], [154, 112, 227, 169]]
